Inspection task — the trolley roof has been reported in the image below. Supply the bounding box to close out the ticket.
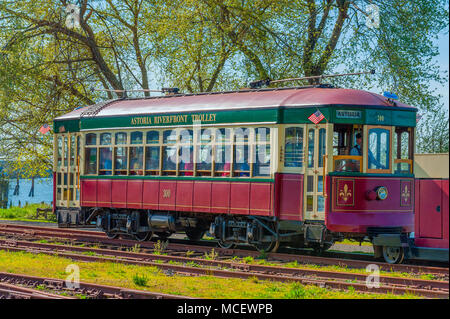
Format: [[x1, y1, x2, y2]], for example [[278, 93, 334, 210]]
[[54, 87, 418, 132]]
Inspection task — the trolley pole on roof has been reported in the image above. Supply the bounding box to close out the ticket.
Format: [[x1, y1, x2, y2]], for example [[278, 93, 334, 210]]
[[91, 87, 180, 98], [249, 70, 376, 89]]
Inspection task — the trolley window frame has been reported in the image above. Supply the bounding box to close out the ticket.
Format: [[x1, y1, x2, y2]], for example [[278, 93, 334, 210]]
[[78, 125, 276, 179]]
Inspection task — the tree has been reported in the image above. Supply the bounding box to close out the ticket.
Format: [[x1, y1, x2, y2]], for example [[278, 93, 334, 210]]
[[416, 107, 449, 154], [0, 0, 448, 177]]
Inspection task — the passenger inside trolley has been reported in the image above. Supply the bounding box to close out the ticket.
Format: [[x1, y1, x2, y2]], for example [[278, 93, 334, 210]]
[[350, 132, 386, 170]]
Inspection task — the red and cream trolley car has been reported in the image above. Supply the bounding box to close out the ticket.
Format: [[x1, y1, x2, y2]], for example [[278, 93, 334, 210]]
[[52, 85, 449, 264]]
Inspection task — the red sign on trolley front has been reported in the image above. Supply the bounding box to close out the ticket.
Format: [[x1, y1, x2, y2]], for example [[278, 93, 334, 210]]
[[336, 179, 355, 207]]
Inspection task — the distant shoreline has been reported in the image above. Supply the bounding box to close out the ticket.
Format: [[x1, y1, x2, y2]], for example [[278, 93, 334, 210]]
[[6, 177, 53, 207]]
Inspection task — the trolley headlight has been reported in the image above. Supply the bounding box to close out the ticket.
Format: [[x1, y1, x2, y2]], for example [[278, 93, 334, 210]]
[[376, 186, 388, 200]]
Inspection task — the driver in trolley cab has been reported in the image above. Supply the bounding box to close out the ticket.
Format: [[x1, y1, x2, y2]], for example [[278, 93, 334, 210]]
[[350, 132, 386, 170]]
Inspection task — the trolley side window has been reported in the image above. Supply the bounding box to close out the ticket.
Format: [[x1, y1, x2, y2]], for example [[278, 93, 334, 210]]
[[57, 136, 63, 167], [233, 127, 250, 177], [86, 133, 97, 146], [99, 133, 112, 175], [162, 130, 177, 175], [318, 128, 326, 167], [145, 130, 160, 175], [284, 127, 304, 168], [81, 126, 274, 178], [253, 127, 271, 177], [367, 127, 391, 173], [85, 148, 97, 175], [196, 129, 213, 176], [179, 129, 193, 176], [114, 132, 128, 175], [100, 133, 111, 145], [214, 128, 232, 177], [99, 148, 112, 176], [332, 125, 362, 173], [129, 131, 143, 175], [84, 133, 97, 175], [130, 147, 144, 175], [393, 127, 413, 174]]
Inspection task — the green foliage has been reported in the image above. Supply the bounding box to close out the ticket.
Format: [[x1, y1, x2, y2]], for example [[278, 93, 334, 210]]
[[153, 240, 168, 255], [0, 0, 448, 176], [416, 109, 449, 153], [242, 256, 254, 263], [0, 203, 55, 222], [129, 244, 141, 253], [204, 248, 218, 260], [285, 283, 309, 299], [132, 273, 148, 287]]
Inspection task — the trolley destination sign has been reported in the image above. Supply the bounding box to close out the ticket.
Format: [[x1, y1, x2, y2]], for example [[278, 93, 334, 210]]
[[130, 113, 217, 126], [336, 110, 362, 119]]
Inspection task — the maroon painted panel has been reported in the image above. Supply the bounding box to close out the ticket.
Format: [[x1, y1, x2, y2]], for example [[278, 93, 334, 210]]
[[415, 238, 449, 249], [327, 212, 414, 233], [249, 183, 272, 216], [276, 174, 303, 221], [414, 179, 420, 235], [327, 176, 414, 233], [331, 177, 414, 212], [418, 180, 442, 239], [127, 180, 143, 209], [97, 179, 111, 207], [193, 181, 211, 213], [111, 180, 127, 208], [81, 179, 97, 207], [176, 181, 193, 212], [211, 182, 230, 214], [442, 179, 449, 241], [142, 180, 159, 210], [230, 183, 250, 215], [158, 181, 176, 210]]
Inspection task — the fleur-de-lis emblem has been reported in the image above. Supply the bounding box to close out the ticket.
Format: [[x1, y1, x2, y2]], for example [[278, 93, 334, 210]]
[[339, 184, 352, 202], [163, 189, 171, 198], [401, 185, 410, 203]]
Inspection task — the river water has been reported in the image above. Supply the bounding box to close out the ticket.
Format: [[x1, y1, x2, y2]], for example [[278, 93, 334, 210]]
[[6, 177, 53, 207]]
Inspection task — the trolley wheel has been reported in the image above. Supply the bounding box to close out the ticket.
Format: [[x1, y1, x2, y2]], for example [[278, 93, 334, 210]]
[[382, 246, 405, 264], [155, 231, 173, 240], [106, 232, 119, 239], [217, 240, 235, 249], [134, 231, 153, 242], [186, 228, 206, 241], [253, 240, 280, 254]]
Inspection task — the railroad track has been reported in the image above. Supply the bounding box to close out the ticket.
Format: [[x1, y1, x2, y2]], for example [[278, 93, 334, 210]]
[[0, 272, 192, 299], [0, 223, 447, 277], [0, 238, 448, 298], [0, 281, 74, 299]]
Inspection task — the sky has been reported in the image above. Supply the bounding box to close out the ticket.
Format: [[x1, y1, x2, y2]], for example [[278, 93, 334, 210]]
[[435, 30, 449, 112]]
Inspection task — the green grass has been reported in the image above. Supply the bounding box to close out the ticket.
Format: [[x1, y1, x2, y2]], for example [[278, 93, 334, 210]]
[[0, 250, 421, 299], [226, 256, 439, 281], [0, 203, 56, 223], [335, 239, 372, 246], [132, 273, 149, 287]]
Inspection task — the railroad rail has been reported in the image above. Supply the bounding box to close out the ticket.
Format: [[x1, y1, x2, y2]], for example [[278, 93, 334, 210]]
[[0, 223, 447, 277], [0, 272, 192, 299], [0, 238, 448, 298], [0, 281, 74, 299]]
